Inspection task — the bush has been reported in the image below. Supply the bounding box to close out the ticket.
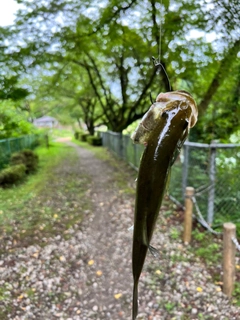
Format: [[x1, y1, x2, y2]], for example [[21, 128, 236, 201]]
[[31, 136, 41, 148], [74, 131, 91, 142], [21, 149, 39, 173], [80, 133, 90, 142], [10, 152, 26, 166], [86, 135, 102, 146], [74, 131, 81, 140], [10, 149, 39, 174], [0, 164, 26, 186]]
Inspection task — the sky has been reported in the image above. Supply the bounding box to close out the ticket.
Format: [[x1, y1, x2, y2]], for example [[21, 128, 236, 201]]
[[0, 0, 217, 43], [0, 0, 21, 26]]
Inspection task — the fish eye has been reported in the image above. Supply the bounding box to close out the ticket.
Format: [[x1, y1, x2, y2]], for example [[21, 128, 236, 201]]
[[162, 111, 168, 119]]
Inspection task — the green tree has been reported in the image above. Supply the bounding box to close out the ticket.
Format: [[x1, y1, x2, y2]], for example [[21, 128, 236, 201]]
[[0, 25, 29, 102], [26, 63, 105, 134], [0, 101, 35, 139], [4, 0, 240, 141]]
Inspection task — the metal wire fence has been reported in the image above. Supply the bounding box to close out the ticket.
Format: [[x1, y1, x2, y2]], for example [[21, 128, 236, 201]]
[[0, 135, 39, 169], [178, 142, 240, 226], [101, 131, 144, 170], [101, 131, 240, 226]]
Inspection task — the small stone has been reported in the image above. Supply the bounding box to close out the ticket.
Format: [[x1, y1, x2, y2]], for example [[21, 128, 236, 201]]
[[192, 308, 198, 314]]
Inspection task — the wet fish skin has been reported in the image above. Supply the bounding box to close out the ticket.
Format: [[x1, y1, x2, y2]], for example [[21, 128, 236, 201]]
[[131, 91, 198, 320], [131, 90, 197, 145]]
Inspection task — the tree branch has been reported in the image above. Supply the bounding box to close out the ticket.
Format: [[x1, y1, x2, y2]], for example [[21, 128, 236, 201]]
[[83, 60, 114, 128], [80, 0, 138, 38], [150, 0, 160, 46], [115, 51, 130, 116], [85, 53, 111, 106]]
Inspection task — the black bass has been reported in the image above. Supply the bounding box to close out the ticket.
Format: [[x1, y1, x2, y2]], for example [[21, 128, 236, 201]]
[[131, 90, 198, 320]]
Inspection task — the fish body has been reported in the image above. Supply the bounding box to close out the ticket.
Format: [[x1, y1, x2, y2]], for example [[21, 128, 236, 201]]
[[131, 91, 198, 320]]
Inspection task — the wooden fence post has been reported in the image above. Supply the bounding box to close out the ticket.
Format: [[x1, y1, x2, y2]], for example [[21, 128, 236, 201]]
[[183, 187, 194, 244], [45, 133, 49, 149], [223, 222, 236, 297]]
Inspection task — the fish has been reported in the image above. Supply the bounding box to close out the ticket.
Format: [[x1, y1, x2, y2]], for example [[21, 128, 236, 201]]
[[131, 90, 198, 320]]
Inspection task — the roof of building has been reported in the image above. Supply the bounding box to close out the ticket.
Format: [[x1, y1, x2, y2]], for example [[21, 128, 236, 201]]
[[34, 116, 58, 123]]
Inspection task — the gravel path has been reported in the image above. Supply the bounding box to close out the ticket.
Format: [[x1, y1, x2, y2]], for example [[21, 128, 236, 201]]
[[0, 141, 239, 319]]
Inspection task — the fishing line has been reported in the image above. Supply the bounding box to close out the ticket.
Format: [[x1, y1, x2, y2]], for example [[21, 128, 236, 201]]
[[158, 0, 162, 63], [151, 0, 171, 92]]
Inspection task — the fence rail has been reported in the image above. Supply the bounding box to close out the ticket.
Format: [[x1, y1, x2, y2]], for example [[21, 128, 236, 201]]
[[101, 131, 240, 226], [0, 135, 39, 169]]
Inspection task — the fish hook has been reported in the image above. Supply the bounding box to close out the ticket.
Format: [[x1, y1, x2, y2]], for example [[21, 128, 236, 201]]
[[149, 56, 172, 104], [152, 56, 171, 92]]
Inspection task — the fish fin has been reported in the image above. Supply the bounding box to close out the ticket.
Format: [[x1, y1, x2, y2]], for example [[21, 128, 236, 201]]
[[148, 245, 160, 258], [132, 280, 139, 320]]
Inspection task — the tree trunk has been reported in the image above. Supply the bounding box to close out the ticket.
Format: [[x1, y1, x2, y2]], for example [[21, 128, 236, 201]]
[[198, 39, 240, 115], [87, 121, 95, 135]]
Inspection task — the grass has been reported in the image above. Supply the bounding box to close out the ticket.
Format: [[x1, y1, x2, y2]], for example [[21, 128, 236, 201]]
[[37, 127, 74, 140], [191, 229, 222, 265], [51, 128, 74, 139], [0, 141, 91, 249], [0, 143, 65, 215], [159, 205, 240, 306], [190, 227, 240, 306]]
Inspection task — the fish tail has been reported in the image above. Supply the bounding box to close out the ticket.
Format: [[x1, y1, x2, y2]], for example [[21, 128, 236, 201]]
[[132, 280, 139, 320]]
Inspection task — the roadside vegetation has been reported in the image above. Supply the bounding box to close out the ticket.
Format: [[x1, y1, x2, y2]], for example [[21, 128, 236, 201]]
[[0, 141, 91, 251], [161, 206, 240, 306], [0, 149, 39, 187]]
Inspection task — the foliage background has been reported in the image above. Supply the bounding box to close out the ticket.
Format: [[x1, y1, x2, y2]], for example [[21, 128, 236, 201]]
[[0, 0, 239, 141]]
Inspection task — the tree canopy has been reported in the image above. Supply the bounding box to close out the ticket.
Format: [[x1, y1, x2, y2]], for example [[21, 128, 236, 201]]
[[1, 0, 239, 141]]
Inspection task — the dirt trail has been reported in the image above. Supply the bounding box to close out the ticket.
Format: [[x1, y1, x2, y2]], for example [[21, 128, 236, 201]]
[[65, 141, 135, 318]]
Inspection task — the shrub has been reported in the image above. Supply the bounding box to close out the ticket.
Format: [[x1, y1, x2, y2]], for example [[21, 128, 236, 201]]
[[10, 149, 39, 174], [74, 131, 80, 140], [74, 131, 91, 142], [31, 136, 41, 148], [21, 149, 39, 173], [10, 152, 26, 166], [80, 133, 90, 142], [0, 164, 26, 186], [86, 135, 102, 146]]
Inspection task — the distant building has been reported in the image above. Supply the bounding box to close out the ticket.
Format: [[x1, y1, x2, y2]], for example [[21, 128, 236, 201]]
[[33, 116, 58, 128]]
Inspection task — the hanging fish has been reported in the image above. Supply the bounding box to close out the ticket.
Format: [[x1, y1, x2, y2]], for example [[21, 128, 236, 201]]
[[131, 90, 198, 320]]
